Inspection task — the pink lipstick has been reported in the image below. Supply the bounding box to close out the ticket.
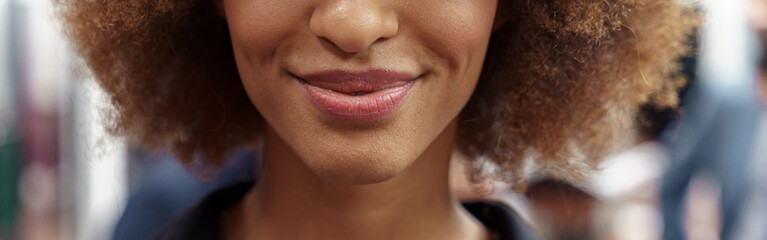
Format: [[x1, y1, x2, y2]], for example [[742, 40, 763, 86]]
[[296, 69, 418, 121]]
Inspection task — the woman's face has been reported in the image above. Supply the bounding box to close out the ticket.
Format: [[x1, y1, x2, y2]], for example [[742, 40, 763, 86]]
[[221, 0, 498, 184]]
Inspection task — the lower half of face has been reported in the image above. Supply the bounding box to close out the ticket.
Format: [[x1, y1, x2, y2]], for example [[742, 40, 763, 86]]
[[225, 0, 498, 184]]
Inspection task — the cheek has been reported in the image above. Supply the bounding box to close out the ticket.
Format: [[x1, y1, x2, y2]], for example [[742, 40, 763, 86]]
[[224, 0, 306, 66], [405, 0, 497, 70], [224, 0, 310, 120], [405, 0, 497, 119]]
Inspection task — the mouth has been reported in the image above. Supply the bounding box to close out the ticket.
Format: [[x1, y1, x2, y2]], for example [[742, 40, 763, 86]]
[[293, 69, 420, 121]]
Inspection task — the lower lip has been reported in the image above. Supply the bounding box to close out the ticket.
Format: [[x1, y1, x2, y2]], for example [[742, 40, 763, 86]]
[[300, 81, 415, 121]]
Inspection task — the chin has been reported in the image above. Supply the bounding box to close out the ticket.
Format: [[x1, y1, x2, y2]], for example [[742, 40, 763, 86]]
[[304, 149, 414, 185]]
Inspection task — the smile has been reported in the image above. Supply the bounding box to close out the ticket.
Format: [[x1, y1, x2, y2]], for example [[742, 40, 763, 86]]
[[295, 69, 419, 121]]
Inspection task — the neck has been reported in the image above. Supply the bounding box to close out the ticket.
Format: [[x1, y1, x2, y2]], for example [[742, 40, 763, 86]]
[[225, 120, 487, 240]]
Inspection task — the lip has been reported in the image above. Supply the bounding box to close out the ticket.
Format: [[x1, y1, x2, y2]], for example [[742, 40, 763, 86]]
[[295, 69, 419, 121]]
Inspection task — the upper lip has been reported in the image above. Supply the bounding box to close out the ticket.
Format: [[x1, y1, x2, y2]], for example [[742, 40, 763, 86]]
[[294, 69, 420, 95]]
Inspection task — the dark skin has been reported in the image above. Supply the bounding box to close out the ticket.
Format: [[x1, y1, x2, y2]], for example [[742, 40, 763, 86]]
[[223, 121, 489, 240], [215, 0, 499, 238]]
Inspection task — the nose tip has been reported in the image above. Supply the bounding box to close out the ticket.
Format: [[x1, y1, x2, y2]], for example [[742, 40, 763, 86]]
[[310, 1, 398, 53]]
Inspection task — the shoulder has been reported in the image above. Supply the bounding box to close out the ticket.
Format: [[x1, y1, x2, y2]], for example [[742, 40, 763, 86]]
[[151, 181, 255, 240], [463, 201, 540, 240]]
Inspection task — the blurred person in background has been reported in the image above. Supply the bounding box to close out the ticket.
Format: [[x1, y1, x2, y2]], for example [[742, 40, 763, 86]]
[[523, 97, 692, 240], [752, 0, 767, 99], [659, 0, 764, 239], [738, 0, 767, 238]]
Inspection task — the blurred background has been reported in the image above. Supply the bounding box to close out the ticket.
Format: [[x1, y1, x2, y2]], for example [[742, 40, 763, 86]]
[[1, 0, 766, 239]]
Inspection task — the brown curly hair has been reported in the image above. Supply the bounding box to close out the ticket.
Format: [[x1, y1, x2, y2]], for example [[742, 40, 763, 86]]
[[58, 0, 697, 187]]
